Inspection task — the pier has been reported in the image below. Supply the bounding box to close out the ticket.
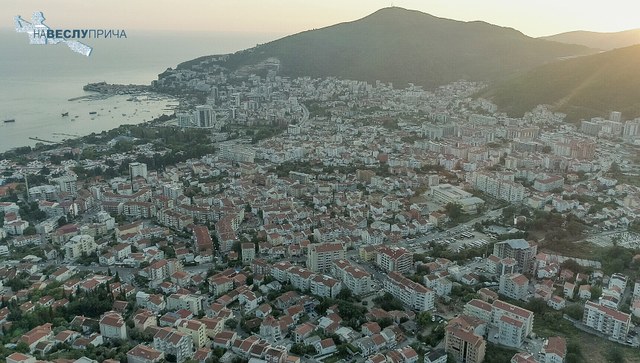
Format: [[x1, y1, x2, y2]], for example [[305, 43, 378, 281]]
[[28, 137, 58, 144]]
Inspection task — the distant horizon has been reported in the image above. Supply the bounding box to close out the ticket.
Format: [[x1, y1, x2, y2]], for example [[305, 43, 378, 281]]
[[2, 2, 640, 39], [2, 22, 640, 38]]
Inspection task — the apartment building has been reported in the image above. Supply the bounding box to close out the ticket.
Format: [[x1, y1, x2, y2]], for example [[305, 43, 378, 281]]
[[383, 271, 434, 311], [307, 243, 345, 273]]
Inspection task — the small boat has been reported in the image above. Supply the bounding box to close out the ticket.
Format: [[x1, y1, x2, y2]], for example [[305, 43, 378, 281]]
[[89, 111, 97, 115], [61, 112, 69, 117], [3, 119, 15, 123]]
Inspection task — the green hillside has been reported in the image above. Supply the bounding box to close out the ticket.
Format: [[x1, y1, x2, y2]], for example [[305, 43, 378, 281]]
[[483, 45, 640, 121], [174, 7, 593, 89], [541, 29, 640, 51]]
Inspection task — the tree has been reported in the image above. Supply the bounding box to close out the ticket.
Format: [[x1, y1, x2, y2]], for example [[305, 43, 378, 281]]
[[564, 304, 584, 321], [224, 319, 238, 329], [444, 202, 463, 222], [417, 311, 432, 327], [15, 341, 30, 353], [23, 225, 37, 235], [606, 347, 625, 363], [336, 288, 353, 301]]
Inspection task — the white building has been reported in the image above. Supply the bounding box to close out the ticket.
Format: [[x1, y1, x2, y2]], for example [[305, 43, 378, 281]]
[[129, 162, 148, 180], [64, 234, 98, 260], [499, 273, 529, 300], [331, 259, 375, 296], [99, 312, 127, 340], [582, 301, 631, 340], [384, 271, 434, 311]]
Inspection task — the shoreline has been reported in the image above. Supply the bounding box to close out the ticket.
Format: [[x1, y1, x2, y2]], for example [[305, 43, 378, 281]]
[[0, 87, 178, 155]]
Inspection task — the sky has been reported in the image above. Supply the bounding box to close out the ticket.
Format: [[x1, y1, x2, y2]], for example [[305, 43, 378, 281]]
[[1, 0, 639, 38]]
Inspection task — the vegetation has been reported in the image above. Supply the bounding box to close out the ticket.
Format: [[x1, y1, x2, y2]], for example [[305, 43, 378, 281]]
[[484, 44, 640, 121], [373, 292, 405, 311], [541, 29, 640, 51], [173, 7, 591, 89]]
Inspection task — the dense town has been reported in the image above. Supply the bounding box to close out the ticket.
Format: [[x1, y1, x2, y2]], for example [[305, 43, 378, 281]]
[[1, 57, 640, 363]]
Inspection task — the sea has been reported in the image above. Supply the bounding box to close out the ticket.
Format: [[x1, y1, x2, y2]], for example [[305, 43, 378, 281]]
[[0, 29, 280, 152]]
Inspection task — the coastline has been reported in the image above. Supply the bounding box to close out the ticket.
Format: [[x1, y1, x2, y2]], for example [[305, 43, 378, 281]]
[[0, 86, 178, 154]]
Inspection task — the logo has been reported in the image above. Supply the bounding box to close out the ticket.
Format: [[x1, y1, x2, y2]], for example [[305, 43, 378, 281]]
[[14, 12, 128, 57]]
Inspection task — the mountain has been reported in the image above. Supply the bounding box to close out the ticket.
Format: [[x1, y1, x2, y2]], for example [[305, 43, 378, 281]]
[[482, 45, 640, 121], [541, 29, 640, 51], [175, 7, 594, 89]]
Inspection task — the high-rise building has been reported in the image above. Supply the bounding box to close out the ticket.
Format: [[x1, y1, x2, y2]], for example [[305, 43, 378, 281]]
[[499, 273, 529, 300], [177, 112, 194, 127], [624, 119, 640, 139], [375, 246, 413, 273], [493, 239, 538, 275], [445, 318, 486, 363], [53, 175, 78, 195], [195, 105, 214, 127], [610, 111, 622, 123], [307, 243, 345, 273], [129, 162, 148, 180]]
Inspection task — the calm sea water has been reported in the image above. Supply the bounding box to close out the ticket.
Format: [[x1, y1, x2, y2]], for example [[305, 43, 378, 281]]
[[0, 29, 280, 152]]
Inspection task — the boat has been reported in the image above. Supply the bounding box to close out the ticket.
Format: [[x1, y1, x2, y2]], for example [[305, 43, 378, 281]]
[[3, 119, 15, 123], [89, 111, 97, 115], [61, 112, 69, 117]]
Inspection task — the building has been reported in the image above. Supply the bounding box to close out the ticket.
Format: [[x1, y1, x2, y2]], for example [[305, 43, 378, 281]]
[[129, 162, 148, 180], [195, 105, 214, 127], [53, 175, 78, 195], [307, 243, 345, 273], [384, 271, 434, 311], [469, 172, 526, 203], [445, 320, 486, 363], [493, 239, 537, 275], [533, 176, 564, 192], [499, 273, 529, 300], [153, 328, 194, 363], [127, 344, 164, 363], [540, 336, 567, 363], [64, 234, 98, 260], [176, 319, 207, 348], [463, 299, 534, 348], [241, 243, 256, 264], [497, 315, 527, 348], [375, 246, 413, 273], [331, 259, 375, 296], [582, 301, 631, 340], [428, 184, 485, 214], [99, 312, 127, 340]]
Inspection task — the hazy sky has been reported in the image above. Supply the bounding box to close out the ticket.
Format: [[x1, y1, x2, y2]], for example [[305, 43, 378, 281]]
[[2, 0, 639, 38]]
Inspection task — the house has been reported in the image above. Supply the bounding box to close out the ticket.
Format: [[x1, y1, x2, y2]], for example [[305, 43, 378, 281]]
[[547, 296, 566, 311], [127, 344, 164, 363], [293, 323, 316, 343], [6, 353, 37, 363], [563, 282, 575, 299], [99, 312, 127, 340], [134, 310, 158, 332], [397, 346, 419, 363], [578, 285, 592, 300], [212, 330, 237, 349], [256, 303, 272, 318], [19, 323, 53, 353], [314, 338, 337, 356], [176, 319, 208, 348], [53, 330, 81, 345], [540, 336, 567, 363], [424, 349, 448, 363]]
